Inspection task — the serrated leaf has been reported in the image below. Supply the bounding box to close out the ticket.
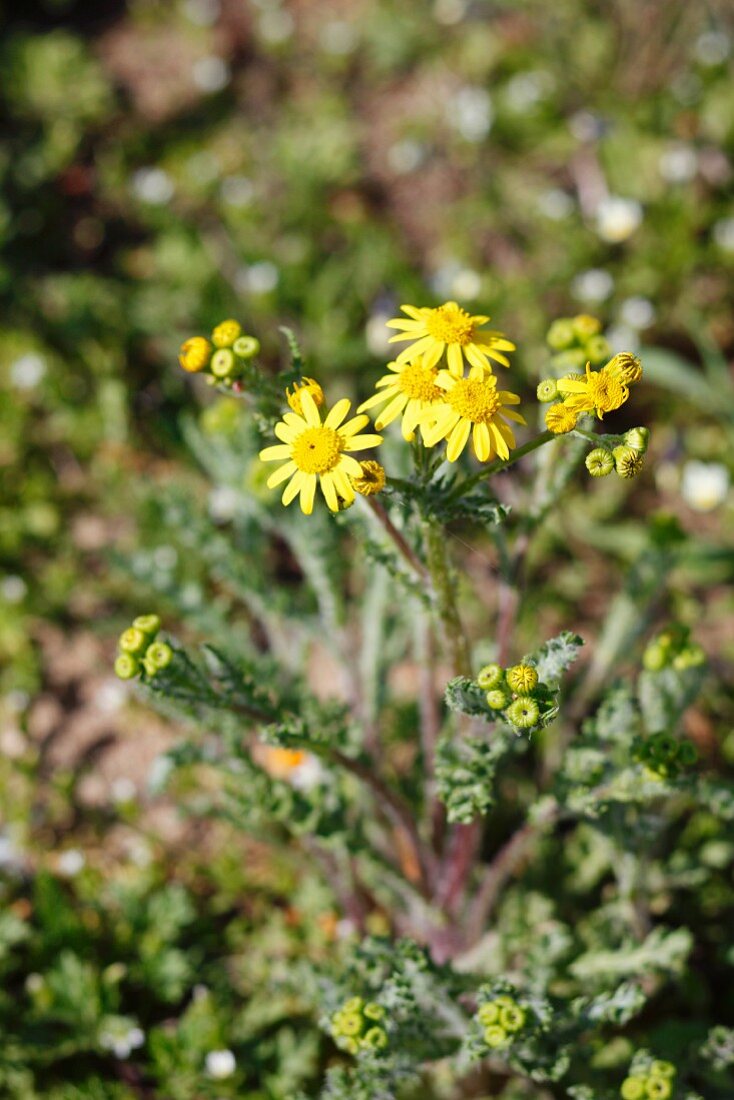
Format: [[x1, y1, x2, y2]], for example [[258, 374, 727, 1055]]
[[531, 631, 584, 684]]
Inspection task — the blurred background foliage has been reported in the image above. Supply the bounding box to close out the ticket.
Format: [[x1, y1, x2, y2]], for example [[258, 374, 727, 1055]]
[[1, 0, 733, 1096]]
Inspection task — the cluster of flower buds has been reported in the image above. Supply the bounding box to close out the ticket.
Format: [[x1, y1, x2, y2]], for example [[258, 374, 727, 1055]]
[[114, 615, 172, 681], [178, 319, 260, 388], [476, 662, 546, 731], [476, 993, 528, 1049], [642, 626, 706, 673], [330, 997, 388, 1056], [585, 426, 649, 481], [633, 732, 698, 780], [620, 1058, 677, 1099], [545, 313, 611, 371]]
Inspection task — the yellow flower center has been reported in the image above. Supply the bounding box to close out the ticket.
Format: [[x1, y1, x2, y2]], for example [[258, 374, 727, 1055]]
[[397, 360, 443, 403], [292, 426, 343, 474], [425, 304, 476, 346], [447, 377, 500, 423], [586, 372, 626, 412]]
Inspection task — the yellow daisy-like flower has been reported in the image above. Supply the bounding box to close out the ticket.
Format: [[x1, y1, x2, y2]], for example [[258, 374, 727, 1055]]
[[259, 390, 382, 515], [557, 360, 630, 419], [179, 336, 212, 373], [545, 403, 579, 434], [287, 376, 325, 416], [422, 366, 525, 462], [357, 355, 444, 440], [605, 351, 643, 386], [352, 460, 386, 496], [386, 301, 515, 375]]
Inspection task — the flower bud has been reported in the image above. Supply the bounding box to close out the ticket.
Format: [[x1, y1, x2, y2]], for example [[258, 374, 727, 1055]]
[[132, 614, 161, 638], [483, 1025, 508, 1048], [620, 1079, 646, 1100], [506, 696, 540, 729], [352, 460, 386, 496], [477, 1002, 500, 1025], [613, 445, 644, 479], [536, 378, 559, 402], [572, 313, 602, 340], [650, 1061, 676, 1080], [363, 1002, 385, 1021], [586, 447, 615, 477], [546, 318, 576, 350], [212, 319, 242, 348], [672, 644, 706, 670], [119, 627, 148, 656], [677, 740, 698, 766], [625, 426, 649, 453], [645, 1077, 672, 1100], [486, 689, 510, 711], [363, 1026, 388, 1050], [338, 1012, 364, 1037], [642, 642, 668, 671], [545, 402, 579, 435], [499, 1004, 526, 1032], [606, 352, 643, 385], [477, 663, 504, 690], [506, 664, 539, 694], [179, 336, 212, 373], [233, 334, 260, 359], [287, 377, 324, 415], [114, 653, 140, 680], [210, 348, 238, 379], [145, 642, 173, 672], [585, 334, 611, 364]]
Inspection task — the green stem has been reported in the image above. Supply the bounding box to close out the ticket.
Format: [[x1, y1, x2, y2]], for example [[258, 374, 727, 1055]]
[[423, 518, 471, 678]]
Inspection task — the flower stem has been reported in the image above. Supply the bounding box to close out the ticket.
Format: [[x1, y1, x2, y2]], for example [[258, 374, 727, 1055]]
[[423, 518, 471, 678]]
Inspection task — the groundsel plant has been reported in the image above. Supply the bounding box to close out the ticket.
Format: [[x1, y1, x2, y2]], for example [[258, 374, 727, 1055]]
[[118, 303, 732, 1098]]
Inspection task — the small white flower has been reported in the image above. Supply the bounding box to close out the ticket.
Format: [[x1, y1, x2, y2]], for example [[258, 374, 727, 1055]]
[[131, 168, 174, 205], [571, 268, 614, 303], [658, 143, 698, 183], [450, 86, 493, 142], [290, 754, 324, 792], [537, 188, 574, 220], [58, 849, 85, 877], [192, 56, 230, 94], [237, 261, 279, 295], [451, 268, 482, 300], [208, 486, 240, 523], [595, 196, 643, 243], [10, 352, 46, 389], [713, 217, 734, 253], [387, 139, 424, 174], [620, 296, 655, 330], [206, 1049, 236, 1079], [680, 461, 730, 512]]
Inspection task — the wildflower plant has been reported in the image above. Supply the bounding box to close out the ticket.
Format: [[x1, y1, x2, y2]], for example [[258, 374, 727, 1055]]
[[114, 305, 734, 1099]]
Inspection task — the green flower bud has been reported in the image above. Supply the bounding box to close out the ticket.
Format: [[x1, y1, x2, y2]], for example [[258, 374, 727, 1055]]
[[341, 1036, 359, 1055], [119, 627, 148, 655], [650, 733, 678, 761], [546, 318, 576, 350], [506, 696, 540, 729], [477, 1002, 500, 1026], [492, 996, 516, 1008], [145, 642, 173, 672], [650, 1062, 676, 1079], [362, 1026, 388, 1050], [363, 1002, 385, 1021], [343, 997, 364, 1014], [499, 1004, 526, 1032], [654, 760, 680, 781], [677, 740, 698, 766], [613, 445, 645, 479], [621, 1078, 646, 1100], [486, 690, 510, 711], [625, 426, 650, 454], [114, 653, 140, 680], [645, 1076, 672, 1100], [483, 1025, 508, 1048], [672, 644, 706, 670], [233, 334, 260, 359], [643, 642, 669, 671], [210, 348, 238, 379], [585, 334, 611, 364], [572, 313, 602, 340], [551, 348, 588, 372], [477, 663, 504, 690], [506, 664, 539, 694], [586, 447, 615, 478], [339, 1012, 364, 1037], [536, 378, 559, 402], [132, 614, 161, 638]]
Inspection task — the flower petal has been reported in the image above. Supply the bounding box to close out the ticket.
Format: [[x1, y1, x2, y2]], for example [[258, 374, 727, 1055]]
[[274, 422, 298, 443], [320, 471, 339, 511], [340, 413, 370, 437], [282, 470, 306, 506], [447, 343, 463, 376], [299, 474, 317, 515], [473, 422, 491, 462], [299, 389, 321, 427], [374, 393, 407, 429], [259, 444, 292, 462], [325, 398, 351, 429], [267, 461, 297, 488], [446, 418, 471, 462], [342, 433, 383, 450]]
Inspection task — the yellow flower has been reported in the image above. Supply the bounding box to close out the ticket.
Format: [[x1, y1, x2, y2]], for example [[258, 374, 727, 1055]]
[[179, 336, 212, 373], [605, 351, 643, 385], [287, 376, 325, 416], [357, 355, 444, 440], [422, 366, 525, 462], [557, 360, 632, 419], [386, 301, 515, 375], [545, 403, 578, 434], [212, 319, 242, 348], [259, 390, 382, 515], [352, 460, 386, 496]]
